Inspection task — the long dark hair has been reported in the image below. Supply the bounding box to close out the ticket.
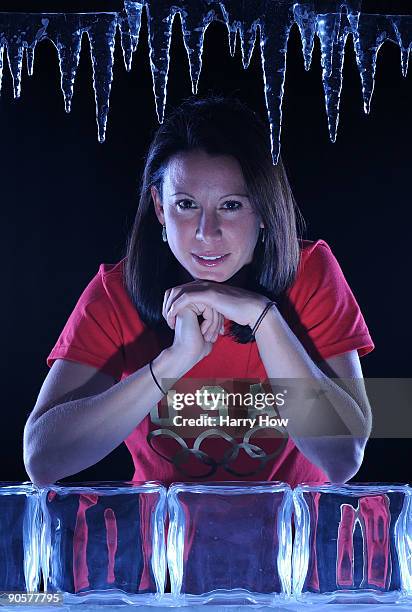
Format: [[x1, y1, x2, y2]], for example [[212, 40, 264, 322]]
[[124, 95, 305, 343]]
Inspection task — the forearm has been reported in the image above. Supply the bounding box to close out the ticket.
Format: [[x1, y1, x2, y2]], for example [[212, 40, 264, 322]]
[[254, 306, 370, 481], [24, 348, 191, 485]]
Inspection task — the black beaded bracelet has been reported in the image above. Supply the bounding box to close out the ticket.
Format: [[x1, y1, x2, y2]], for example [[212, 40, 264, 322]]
[[251, 301, 277, 337], [149, 359, 166, 395]]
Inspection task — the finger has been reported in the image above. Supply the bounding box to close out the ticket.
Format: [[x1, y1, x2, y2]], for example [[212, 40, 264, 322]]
[[164, 288, 178, 320], [167, 296, 183, 329], [166, 289, 188, 328], [211, 308, 221, 341], [168, 295, 198, 329], [162, 289, 172, 321], [168, 285, 213, 317], [162, 289, 170, 319], [205, 307, 218, 342], [170, 296, 207, 330], [166, 294, 178, 328], [211, 312, 224, 340], [166, 287, 191, 324], [172, 304, 203, 332], [200, 305, 214, 336], [189, 301, 204, 317], [163, 288, 180, 321]]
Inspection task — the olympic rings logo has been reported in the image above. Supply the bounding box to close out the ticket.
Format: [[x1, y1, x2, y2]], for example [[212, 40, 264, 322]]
[[147, 425, 289, 478]]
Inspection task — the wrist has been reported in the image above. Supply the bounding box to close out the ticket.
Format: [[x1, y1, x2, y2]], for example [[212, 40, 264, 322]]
[[160, 346, 196, 375], [248, 298, 273, 327], [253, 302, 279, 339]]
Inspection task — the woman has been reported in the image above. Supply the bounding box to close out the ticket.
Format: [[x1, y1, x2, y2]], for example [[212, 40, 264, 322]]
[[23, 95, 374, 490]]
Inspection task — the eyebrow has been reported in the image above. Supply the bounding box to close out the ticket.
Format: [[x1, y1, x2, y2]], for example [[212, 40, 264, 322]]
[[220, 193, 249, 199], [170, 192, 250, 199]]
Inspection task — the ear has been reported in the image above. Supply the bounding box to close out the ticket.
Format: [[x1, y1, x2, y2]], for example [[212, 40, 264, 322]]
[[260, 221, 265, 229], [151, 185, 165, 225]]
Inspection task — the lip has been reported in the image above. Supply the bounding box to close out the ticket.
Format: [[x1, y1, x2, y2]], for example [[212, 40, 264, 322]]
[[192, 253, 230, 267]]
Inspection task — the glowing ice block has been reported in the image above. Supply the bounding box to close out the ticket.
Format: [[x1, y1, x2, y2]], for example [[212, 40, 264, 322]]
[[167, 481, 293, 605], [0, 482, 41, 593], [292, 483, 412, 604], [39, 481, 167, 605]]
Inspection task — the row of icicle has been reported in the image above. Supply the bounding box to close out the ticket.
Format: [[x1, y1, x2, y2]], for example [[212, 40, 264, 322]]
[[0, 0, 410, 162]]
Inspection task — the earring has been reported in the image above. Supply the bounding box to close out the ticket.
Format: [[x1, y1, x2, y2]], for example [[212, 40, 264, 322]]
[[162, 224, 167, 243], [260, 227, 265, 243]]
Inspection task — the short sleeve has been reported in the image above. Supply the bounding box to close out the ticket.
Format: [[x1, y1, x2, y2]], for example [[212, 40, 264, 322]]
[[47, 267, 125, 381], [286, 240, 375, 361]]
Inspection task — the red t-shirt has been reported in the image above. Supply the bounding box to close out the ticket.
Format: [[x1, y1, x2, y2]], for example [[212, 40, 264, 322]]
[[47, 239, 374, 489]]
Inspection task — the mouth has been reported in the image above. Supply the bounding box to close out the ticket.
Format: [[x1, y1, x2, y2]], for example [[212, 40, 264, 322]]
[[192, 253, 230, 267]]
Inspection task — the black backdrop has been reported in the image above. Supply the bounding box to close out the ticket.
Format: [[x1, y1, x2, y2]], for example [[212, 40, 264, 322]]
[[0, 3, 411, 483]]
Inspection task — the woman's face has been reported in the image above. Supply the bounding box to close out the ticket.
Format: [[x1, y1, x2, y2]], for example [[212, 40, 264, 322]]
[[152, 149, 264, 283]]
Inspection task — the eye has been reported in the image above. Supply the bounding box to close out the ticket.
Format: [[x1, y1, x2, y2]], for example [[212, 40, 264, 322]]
[[221, 200, 242, 211], [176, 199, 197, 210]]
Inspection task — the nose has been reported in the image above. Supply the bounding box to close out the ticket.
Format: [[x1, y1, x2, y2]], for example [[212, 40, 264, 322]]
[[196, 210, 222, 242]]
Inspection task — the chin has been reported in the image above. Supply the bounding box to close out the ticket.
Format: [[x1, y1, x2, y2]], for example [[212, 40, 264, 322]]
[[192, 269, 230, 283]]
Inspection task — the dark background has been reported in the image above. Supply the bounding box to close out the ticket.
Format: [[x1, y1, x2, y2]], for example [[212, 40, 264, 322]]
[[0, 2, 411, 483]]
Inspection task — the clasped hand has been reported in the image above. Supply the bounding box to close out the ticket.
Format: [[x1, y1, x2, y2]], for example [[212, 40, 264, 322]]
[[162, 280, 269, 342]]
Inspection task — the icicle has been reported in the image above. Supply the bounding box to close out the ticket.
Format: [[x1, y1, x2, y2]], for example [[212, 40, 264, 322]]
[[28, 17, 50, 77], [229, 29, 237, 57], [123, 1, 144, 52], [86, 14, 118, 143], [317, 14, 340, 79], [259, 1, 295, 164], [219, 0, 296, 163], [317, 14, 341, 141], [55, 20, 84, 114], [145, 1, 179, 123], [26, 45, 35, 76], [349, 13, 394, 114], [243, 22, 260, 70], [293, 2, 316, 71], [0, 13, 50, 95], [219, 0, 264, 70], [219, 2, 239, 57], [118, 13, 134, 71], [6, 40, 24, 99], [317, 11, 354, 142], [179, 2, 217, 94], [146, 1, 216, 120], [389, 16, 412, 78], [120, 1, 144, 71], [293, 0, 362, 75], [0, 45, 4, 95], [0, 15, 25, 98], [337, 0, 362, 14]]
